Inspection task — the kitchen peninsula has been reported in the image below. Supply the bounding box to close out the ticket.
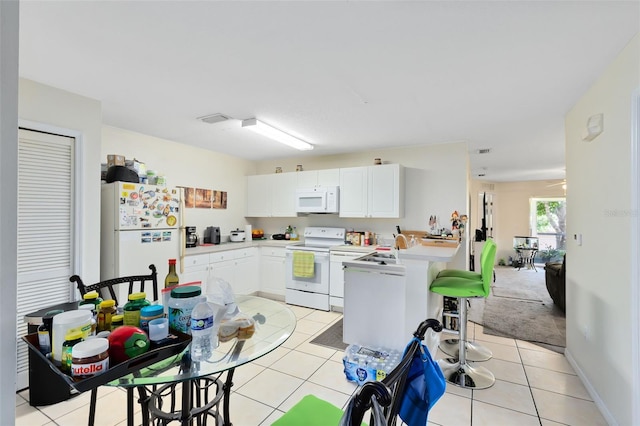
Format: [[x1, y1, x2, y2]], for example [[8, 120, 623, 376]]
[[343, 243, 459, 352]]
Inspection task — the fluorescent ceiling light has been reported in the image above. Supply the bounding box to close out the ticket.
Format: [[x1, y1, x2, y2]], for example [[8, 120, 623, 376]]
[[241, 118, 313, 151]]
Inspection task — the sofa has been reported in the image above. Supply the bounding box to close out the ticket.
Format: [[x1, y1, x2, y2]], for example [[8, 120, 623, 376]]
[[544, 255, 566, 313]]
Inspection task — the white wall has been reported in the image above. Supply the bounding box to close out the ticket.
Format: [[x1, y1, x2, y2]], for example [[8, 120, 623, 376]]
[[102, 126, 257, 240], [1, 1, 19, 423], [565, 33, 639, 426], [254, 142, 470, 269], [470, 179, 565, 263], [19, 78, 102, 283]]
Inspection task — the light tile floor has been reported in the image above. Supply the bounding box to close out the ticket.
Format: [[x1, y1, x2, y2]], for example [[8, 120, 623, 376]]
[[16, 304, 607, 426]]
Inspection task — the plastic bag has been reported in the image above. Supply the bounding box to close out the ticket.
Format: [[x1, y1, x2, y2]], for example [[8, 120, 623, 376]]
[[205, 277, 239, 320]]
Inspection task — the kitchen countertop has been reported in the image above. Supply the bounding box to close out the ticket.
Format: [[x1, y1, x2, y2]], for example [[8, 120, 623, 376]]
[[397, 243, 460, 263], [185, 239, 297, 255]]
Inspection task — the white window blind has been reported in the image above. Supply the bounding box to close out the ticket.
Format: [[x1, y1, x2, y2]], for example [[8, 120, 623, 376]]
[[16, 129, 74, 389]]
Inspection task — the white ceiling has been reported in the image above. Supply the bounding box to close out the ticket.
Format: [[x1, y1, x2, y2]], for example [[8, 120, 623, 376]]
[[18, 1, 639, 181]]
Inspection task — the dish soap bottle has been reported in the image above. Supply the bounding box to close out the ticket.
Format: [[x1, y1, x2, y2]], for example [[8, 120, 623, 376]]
[[165, 258, 180, 288]]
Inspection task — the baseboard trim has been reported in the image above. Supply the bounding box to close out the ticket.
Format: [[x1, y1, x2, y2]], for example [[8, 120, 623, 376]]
[[564, 348, 617, 426]]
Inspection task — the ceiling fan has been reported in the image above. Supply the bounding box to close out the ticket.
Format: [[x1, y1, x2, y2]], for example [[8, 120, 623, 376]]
[[546, 179, 567, 194]]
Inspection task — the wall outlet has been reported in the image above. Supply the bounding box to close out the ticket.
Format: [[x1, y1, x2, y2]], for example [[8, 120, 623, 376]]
[[583, 325, 590, 340]]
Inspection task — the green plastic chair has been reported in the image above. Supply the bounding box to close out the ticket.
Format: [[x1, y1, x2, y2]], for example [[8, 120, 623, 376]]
[[437, 239, 496, 280], [436, 240, 496, 362], [429, 240, 497, 389]]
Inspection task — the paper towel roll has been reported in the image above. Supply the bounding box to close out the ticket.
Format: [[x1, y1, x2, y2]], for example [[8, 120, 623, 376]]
[[245, 224, 252, 240]]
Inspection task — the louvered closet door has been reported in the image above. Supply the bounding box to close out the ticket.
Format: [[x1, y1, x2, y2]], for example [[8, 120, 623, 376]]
[[16, 129, 74, 390]]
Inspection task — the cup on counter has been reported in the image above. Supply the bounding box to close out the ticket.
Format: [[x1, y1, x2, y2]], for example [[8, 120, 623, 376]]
[[148, 318, 169, 342]]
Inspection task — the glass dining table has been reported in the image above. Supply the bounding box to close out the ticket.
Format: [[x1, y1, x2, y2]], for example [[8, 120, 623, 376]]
[[102, 295, 296, 426]]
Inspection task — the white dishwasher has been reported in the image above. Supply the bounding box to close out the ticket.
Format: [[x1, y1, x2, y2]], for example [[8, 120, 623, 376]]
[[329, 246, 375, 309], [343, 253, 407, 352]]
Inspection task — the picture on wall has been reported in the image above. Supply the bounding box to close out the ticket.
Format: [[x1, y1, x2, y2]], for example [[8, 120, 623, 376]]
[[179, 186, 227, 209], [184, 187, 195, 208], [196, 188, 213, 208], [213, 190, 227, 209]]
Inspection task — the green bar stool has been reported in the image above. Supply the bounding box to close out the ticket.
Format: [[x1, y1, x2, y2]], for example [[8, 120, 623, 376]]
[[436, 239, 496, 362], [429, 241, 497, 389]]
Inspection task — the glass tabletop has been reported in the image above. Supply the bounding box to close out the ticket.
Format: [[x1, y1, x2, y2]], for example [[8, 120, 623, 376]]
[[108, 295, 296, 387]]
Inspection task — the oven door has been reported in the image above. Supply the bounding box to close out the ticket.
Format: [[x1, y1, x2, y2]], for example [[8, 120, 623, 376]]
[[285, 250, 330, 294]]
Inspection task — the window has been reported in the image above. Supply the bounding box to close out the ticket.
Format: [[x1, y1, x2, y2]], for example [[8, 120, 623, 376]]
[[531, 198, 566, 261]]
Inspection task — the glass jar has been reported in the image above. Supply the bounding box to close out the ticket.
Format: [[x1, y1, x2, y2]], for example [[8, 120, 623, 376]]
[[123, 292, 150, 327], [97, 299, 117, 332], [168, 286, 202, 334]]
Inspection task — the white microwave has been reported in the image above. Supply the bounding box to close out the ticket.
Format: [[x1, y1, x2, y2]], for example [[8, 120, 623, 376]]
[[295, 186, 340, 214]]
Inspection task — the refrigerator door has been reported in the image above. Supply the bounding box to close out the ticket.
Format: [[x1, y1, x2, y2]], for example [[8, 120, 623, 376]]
[[112, 182, 181, 230], [110, 229, 181, 303]]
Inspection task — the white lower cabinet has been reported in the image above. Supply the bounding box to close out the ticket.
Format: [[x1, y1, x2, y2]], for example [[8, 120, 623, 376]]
[[184, 248, 259, 296], [260, 247, 287, 296], [181, 254, 210, 287]]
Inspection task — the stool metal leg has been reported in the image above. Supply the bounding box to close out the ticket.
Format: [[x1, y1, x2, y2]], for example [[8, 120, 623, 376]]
[[440, 299, 492, 361], [439, 297, 495, 390], [439, 339, 493, 362]]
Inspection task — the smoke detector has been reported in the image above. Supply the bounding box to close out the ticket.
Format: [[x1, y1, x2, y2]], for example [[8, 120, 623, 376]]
[[197, 113, 232, 124]]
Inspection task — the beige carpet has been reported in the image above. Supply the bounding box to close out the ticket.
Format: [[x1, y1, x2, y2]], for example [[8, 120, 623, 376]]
[[468, 265, 566, 348]]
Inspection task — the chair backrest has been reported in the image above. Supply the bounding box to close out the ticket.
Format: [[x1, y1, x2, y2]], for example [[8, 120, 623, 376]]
[[480, 239, 497, 297], [70, 264, 159, 307], [347, 318, 443, 426]]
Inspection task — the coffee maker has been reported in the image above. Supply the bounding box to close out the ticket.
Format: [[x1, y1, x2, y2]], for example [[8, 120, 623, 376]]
[[186, 226, 198, 248]]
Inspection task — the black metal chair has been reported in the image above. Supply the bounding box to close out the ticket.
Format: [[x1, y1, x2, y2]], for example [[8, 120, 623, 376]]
[[71, 264, 159, 306], [68, 264, 160, 426], [274, 318, 444, 426]]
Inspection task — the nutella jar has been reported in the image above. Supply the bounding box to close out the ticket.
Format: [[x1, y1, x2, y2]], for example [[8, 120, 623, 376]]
[[71, 338, 109, 380]]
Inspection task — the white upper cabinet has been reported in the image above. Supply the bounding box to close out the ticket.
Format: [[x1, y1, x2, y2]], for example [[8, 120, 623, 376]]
[[296, 169, 340, 188], [339, 166, 369, 217], [246, 172, 297, 217], [246, 175, 271, 217], [271, 172, 298, 217], [340, 164, 404, 218]]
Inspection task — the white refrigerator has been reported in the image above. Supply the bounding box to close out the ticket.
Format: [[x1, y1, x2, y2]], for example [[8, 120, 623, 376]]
[[101, 182, 183, 303]]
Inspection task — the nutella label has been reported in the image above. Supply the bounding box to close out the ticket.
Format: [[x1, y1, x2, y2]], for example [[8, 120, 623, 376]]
[[72, 358, 109, 377]]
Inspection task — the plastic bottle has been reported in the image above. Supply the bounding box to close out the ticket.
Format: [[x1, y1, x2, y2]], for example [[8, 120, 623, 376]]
[[79, 291, 103, 310], [37, 322, 51, 355], [290, 227, 298, 241], [110, 314, 124, 330], [123, 292, 151, 326], [61, 331, 84, 373], [168, 286, 202, 333], [165, 259, 180, 288], [190, 301, 215, 361]]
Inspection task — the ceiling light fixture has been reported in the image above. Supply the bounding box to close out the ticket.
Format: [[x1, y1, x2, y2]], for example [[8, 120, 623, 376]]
[[241, 118, 313, 151]]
